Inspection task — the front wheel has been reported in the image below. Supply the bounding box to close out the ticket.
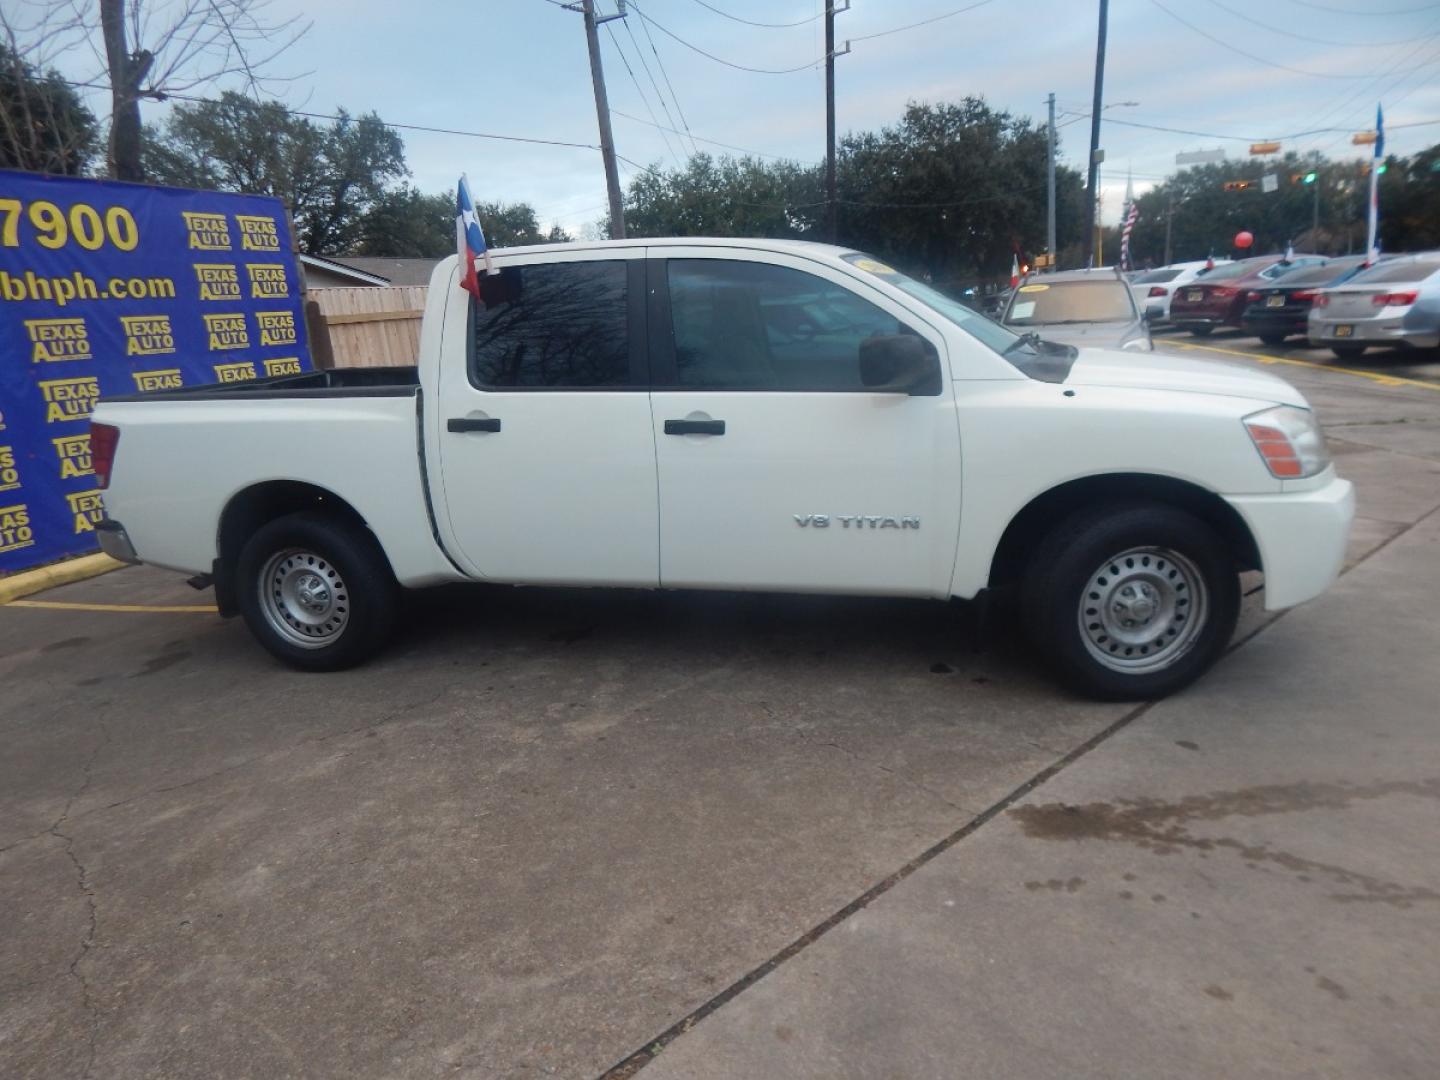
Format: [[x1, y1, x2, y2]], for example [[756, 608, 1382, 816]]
[[1188, 325, 1215, 337], [1021, 503, 1240, 700], [1332, 344, 1366, 360], [1258, 332, 1287, 346], [236, 511, 399, 671]]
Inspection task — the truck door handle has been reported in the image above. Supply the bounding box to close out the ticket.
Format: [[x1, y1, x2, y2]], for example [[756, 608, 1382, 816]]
[[664, 419, 725, 436], [447, 417, 501, 433]]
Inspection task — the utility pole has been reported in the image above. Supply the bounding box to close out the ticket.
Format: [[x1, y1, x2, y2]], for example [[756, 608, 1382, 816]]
[[1046, 92, 1057, 258], [822, 4, 851, 244], [1081, 0, 1109, 267], [579, 0, 626, 239], [1312, 174, 1321, 248]]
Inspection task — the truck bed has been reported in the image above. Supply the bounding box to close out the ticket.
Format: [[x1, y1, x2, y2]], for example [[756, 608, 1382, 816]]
[[102, 366, 420, 403]]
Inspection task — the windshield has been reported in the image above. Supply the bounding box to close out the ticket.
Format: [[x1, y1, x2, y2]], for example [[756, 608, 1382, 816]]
[[839, 252, 1020, 354], [1003, 280, 1136, 324]]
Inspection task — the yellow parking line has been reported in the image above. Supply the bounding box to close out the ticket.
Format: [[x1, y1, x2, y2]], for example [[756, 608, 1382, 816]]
[[4, 600, 219, 613], [1171, 340, 1440, 391]]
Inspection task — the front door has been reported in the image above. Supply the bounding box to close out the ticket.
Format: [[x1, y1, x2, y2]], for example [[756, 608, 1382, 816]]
[[648, 251, 962, 597], [433, 250, 659, 586]]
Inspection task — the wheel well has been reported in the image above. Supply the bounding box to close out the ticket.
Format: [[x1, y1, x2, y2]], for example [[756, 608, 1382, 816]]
[[988, 474, 1261, 590], [214, 481, 373, 613]]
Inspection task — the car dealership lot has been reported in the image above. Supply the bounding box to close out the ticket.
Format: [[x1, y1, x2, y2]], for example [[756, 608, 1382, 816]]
[[4, 341, 1440, 1079]]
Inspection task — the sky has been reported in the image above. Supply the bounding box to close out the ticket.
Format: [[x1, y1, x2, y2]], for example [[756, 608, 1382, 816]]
[[46, 0, 1440, 235]]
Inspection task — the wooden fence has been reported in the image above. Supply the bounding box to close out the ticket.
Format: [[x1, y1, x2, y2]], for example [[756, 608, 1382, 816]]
[[308, 286, 428, 368]]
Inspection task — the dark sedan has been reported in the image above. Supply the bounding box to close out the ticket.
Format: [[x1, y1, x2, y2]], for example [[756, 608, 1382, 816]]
[[1170, 254, 1326, 336], [1239, 256, 1375, 345]]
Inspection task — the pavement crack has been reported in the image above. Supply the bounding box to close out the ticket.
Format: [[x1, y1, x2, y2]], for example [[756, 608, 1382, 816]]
[[47, 714, 109, 1080]]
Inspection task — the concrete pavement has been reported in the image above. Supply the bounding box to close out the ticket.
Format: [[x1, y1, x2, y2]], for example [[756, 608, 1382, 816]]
[[635, 349, 1440, 1080]]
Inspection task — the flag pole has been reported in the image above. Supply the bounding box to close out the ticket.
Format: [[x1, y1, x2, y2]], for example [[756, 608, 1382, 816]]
[[1366, 103, 1383, 260]]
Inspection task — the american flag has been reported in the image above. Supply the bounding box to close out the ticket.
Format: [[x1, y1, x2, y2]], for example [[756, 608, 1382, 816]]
[[1120, 171, 1138, 271]]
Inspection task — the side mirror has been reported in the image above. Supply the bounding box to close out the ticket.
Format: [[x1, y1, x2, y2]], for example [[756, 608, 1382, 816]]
[[859, 334, 941, 396]]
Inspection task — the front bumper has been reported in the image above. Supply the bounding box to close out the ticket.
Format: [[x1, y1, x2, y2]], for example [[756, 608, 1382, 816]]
[[1309, 314, 1440, 349], [96, 519, 140, 564], [1224, 472, 1355, 611]]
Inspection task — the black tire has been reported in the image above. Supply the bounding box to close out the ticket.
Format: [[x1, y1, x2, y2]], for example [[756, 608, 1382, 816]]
[[235, 510, 399, 672], [1332, 344, 1366, 360], [1258, 332, 1287, 346], [1020, 503, 1240, 701], [1189, 325, 1215, 337]]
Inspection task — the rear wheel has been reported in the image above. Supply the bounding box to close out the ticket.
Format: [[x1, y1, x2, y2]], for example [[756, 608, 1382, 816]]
[[1021, 503, 1240, 701], [1258, 332, 1287, 346], [1189, 325, 1214, 337], [1332, 344, 1366, 360], [236, 511, 398, 671]]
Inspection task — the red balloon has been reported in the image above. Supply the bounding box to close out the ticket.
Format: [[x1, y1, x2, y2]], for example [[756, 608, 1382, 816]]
[[1235, 230, 1255, 249]]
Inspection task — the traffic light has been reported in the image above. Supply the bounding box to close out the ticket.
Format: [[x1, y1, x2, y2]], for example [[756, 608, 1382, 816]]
[[1304, 172, 1317, 183], [1223, 180, 1253, 192], [1377, 163, 1388, 174]]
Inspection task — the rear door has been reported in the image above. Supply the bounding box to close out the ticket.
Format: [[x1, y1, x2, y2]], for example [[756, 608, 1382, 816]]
[[432, 249, 659, 586], [647, 250, 962, 597]]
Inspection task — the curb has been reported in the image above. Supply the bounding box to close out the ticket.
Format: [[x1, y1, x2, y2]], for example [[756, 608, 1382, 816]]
[[0, 553, 126, 605]]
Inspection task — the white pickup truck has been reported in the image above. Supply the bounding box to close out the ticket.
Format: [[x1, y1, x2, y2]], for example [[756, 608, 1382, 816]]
[[91, 239, 1354, 699]]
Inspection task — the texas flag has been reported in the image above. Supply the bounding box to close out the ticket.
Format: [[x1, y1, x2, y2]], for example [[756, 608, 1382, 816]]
[[456, 173, 494, 296], [1009, 253, 1021, 288]]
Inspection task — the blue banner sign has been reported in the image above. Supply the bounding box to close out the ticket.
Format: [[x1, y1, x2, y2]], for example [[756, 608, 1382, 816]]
[[0, 170, 311, 573]]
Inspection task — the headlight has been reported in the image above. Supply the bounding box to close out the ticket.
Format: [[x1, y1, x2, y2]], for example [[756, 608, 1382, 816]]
[[1243, 405, 1330, 478]]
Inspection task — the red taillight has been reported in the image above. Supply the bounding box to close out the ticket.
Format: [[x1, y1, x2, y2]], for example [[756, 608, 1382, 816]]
[[1148, 286, 1169, 297], [1314, 293, 1330, 308], [1374, 290, 1419, 307], [1211, 286, 1238, 299], [90, 422, 120, 490], [1246, 290, 1263, 302], [1291, 290, 1316, 302]]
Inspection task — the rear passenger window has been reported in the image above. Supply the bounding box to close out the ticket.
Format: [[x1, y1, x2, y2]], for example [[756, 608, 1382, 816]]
[[471, 261, 631, 388], [666, 259, 921, 390]]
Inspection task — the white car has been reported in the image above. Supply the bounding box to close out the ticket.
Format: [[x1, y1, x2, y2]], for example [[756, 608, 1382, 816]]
[[1130, 259, 1232, 325], [92, 238, 1354, 700]]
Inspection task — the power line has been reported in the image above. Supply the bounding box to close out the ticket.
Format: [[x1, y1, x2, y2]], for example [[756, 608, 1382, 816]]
[[849, 0, 1002, 44], [1152, 0, 1439, 79], [611, 109, 803, 160], [686, 0, 824, 28], [599, 18, 682, 164], [1203, 0, 1435, 47], [629, 2, 824, 73], [603, 21, 684, 167], [61, 79, 603, 151], [1283, 0, 1440, 13], [632, 8, 700, 156]]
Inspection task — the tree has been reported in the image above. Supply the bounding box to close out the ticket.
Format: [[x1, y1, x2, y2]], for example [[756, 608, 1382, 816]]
[[834, 99, 1082, 286], [147, 92, 406, 254], [0, 44, 98, 174], [1, 1, 309, 181], [621, 153, 822, 239], [357, 187, 455, 257]]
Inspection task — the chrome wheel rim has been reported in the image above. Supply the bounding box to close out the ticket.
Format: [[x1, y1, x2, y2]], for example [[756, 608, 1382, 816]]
[[259, 548, 349, 649], [1079, 546, 1208, 674]]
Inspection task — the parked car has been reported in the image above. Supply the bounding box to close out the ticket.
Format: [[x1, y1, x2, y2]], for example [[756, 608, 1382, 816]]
[[1130, 260, 1231, 326], [1308, 253, 1440, 360], [92, 238, 1353, 700], [1240, 255, 1377, 345], [1000, 267, 1152, 351], [1170, 254, 1326, 336]]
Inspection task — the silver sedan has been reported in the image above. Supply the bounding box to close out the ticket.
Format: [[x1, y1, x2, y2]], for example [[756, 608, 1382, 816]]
[[1309, 253, 1440, 360]]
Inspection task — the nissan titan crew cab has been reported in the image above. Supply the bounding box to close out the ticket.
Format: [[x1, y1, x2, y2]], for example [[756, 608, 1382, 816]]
[[90, 240, 1355, 700]]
